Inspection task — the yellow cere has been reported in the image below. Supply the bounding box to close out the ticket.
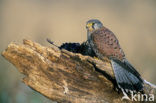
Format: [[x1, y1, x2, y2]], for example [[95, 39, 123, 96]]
[[87, 23, 94, 31], [87, 22, 93, 27]]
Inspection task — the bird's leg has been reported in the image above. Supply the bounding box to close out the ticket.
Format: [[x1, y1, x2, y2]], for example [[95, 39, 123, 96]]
[[93, 56, 100, 60]]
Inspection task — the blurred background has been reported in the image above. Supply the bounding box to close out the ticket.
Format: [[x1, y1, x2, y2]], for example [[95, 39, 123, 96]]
[[0, 0, 156, 103]]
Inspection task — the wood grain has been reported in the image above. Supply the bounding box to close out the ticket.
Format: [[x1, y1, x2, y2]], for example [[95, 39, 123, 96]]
[[2, 39, 156, 103]]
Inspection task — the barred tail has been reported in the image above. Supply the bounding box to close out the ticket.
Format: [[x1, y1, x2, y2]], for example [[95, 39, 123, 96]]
[[111, 59, 144, 92]]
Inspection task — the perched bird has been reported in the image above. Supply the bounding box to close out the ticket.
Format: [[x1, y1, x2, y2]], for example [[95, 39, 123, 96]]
[[86, 19, 144, 98]]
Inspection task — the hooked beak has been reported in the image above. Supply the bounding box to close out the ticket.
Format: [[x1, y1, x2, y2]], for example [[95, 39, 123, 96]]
[[86, 23, 93, 31]]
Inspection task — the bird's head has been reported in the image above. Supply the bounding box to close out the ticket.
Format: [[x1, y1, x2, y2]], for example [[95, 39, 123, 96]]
[[86, 19, 103, 32]]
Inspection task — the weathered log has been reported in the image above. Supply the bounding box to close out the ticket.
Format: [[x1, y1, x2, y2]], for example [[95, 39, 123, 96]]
[[2, 39, 156, 103]]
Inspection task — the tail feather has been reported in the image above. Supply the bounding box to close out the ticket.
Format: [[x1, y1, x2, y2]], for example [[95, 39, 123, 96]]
[[111, 59, 144, 92], [123, 59, 143, 83]]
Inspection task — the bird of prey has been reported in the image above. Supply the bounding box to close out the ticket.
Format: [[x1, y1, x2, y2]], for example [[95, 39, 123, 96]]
[[86, 19, 144, 98]]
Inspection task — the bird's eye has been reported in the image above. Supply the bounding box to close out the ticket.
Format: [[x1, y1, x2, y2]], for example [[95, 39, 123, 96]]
[[92, 23, 95, 29]]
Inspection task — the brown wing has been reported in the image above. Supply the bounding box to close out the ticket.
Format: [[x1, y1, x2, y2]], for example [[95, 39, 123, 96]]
[[91, 27, 125, 60]]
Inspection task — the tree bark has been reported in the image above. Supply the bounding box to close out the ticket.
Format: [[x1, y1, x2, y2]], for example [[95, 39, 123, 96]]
[[2, 39, 156, 103]]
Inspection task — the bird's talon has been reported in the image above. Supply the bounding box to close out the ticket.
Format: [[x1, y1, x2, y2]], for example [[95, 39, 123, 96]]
[[94, 57, 99, 60]]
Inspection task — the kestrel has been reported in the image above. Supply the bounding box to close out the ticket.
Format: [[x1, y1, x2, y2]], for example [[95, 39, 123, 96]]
[[86, 19, 144, 96]]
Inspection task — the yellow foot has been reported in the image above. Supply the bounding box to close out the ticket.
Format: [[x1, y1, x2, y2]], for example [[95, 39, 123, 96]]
[[93, 57, 99, 60]]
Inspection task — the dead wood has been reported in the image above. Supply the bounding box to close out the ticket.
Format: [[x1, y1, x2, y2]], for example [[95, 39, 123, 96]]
[[2, 39, 156, 103]]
